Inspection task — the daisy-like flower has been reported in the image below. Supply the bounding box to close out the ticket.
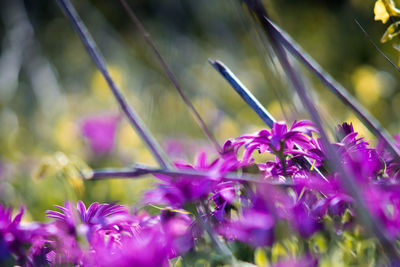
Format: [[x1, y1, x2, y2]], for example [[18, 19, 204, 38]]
[[46, 201, 130, 237], [0, 204, 24, 264], [88, 220, 170, 267], [0, 204, 44, 266], [238, 120, 317, 157], [45, 201, 131, 265], [47, 201, 127, 223], [144, 149, 243, 208], [237, 120, 318, 178]]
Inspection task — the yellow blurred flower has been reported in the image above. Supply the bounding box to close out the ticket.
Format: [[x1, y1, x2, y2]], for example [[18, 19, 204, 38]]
[[375, 0, 391, 23], [117, 122, 157, 165], [254, 248, 269, 267], [268, 100, 285, 121], [117, 122, 142, 155], [215, 117, 239, 142], [91, 65, 125, 101], [380, 21, 400, 42], [374, 0, 400, 24], [52, 115, 81, 153], [33, 152, 91, 196], [351, 66, 384, 106]]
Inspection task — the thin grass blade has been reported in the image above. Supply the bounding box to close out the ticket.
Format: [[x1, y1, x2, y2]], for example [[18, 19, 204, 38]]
[[261, 14, 400, 162], [209, 59, 276, 128], [355, 19, 400, 73], [89, 164, 294, 186], [120, 0, 222, 154], [55, 0, 171, 169], [243, 0, 400, 259]]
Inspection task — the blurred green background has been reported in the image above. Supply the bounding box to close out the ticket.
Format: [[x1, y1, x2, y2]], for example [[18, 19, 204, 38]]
[[0, 0, 398, 220]]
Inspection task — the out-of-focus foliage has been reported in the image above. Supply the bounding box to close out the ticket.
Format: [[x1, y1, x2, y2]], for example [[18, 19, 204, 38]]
[[374, 0, 400, 68], [2, 0, 400, 266], [0, 0, 399, 223]]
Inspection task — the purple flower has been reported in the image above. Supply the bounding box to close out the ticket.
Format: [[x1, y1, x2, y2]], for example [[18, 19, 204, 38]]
[[237, 121, 318, 177], [85, 210, 182, 267], [306, 122, 384, 180], [219, 206, 275, 247], [336, 122, 355, 140], [217, 185, 289, 247], [239, 120, 317, 156], [143, 173, 216, 207], [311, 192, 353, 220], [363, 186, 400, 238], [46, 201, 129, 237], [144, 151, 243, 207], [258, 159, 299, 178], [377, 135, 400, 180], [293, 175, 355, 230], [45, 201, 132, 265], [45, 202, 195, 265], [211, 181, 237, 222], [47, 201, 128, 223], [0, 205, 47, 266], [336, 125, 370, 156], [81, 114, 120, 154], [160, 210, 194, 258], [291, 202, 322, 239], [0, 205, 25, 263], [88, 221, 170, 267]]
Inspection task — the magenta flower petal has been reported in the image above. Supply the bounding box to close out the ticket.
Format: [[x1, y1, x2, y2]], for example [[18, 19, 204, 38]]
[[80, 114, 120, 154]]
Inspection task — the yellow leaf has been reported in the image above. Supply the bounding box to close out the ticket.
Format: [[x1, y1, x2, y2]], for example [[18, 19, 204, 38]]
[[351, 65, 384, 105], [310, 234, 328, 254], [384, 0, 400, 16], [375, 0, 391, 23], [91, 65, 125, 101], [310, 160, 316, 171], [381, 21, 400, 42], [32, 157, 53, 180], [215, 117, 239, 141], [254, 248, 269, 267], [271, 243, 287, 263], [282, 238, 299, 256], [68, 174, 85, 196], [34, 152, 89, 195], [52, 115, 81, 153], [375, 0, 400, 24], [148, 204, 191, 215]]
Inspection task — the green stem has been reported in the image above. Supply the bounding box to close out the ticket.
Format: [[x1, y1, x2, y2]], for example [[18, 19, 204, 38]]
[[195, 202, 236, 264]]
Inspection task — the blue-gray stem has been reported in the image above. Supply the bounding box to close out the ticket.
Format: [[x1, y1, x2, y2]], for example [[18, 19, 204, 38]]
[[262, 15, 400, 163], [199, 201, 235, 263], [243, 0, 400, 259], [209, 59, 275, 128], [89, 164, 295, 186], [355, 19, 400, 73], [55, 0, 171, 169], [120, 0, 222, 154], [90, 165, 400, 190]]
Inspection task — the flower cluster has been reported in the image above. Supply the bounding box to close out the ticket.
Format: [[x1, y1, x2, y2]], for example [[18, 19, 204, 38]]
[[3, 120, 400, 266]]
